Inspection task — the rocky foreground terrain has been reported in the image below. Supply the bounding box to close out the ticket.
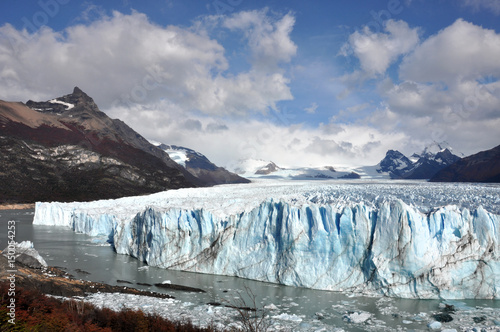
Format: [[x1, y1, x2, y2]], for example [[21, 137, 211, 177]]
[[0, 250, 173, 299]]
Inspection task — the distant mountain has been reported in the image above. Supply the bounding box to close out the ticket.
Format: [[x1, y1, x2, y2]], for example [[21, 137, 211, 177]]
[[377, 150, 414, 178], [377, 147, 461, 179], [227, 159, 358, 180], [228, 159, 280, 176], [430, 144, 500, 183], [255, 161, 282, 175], [403, 148, 461, 179], [154, 144, 249, 186], [0, 87, 199, 203]]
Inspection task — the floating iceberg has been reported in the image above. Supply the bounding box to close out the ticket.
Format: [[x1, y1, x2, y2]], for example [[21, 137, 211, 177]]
[[2, 240, 48, 268], [33, 181, 500, 299]]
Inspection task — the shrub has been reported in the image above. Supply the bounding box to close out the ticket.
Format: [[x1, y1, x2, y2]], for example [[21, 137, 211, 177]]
[[0, 282, 215, 331]]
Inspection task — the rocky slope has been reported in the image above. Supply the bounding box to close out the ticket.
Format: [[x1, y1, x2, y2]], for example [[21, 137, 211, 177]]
[[430, 144, 500, 183], [0, 87, 198, 203]]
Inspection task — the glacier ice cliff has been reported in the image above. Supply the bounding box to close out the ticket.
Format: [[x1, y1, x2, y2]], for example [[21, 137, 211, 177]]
[[33, 181, 500, 299]]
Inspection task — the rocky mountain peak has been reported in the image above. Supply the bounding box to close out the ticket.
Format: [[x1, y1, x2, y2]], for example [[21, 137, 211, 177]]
[[377, 146, 461, 179], [377, 150, 412, 177], [72, 86, 85, 96], [69, 86, 95, 105], [26, 87, 99, 116], [255, 162, 281, 175], [431, 144, 500, 183]]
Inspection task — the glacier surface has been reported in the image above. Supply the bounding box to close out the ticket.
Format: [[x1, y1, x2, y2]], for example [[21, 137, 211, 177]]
[[33, 180, 500, 299]]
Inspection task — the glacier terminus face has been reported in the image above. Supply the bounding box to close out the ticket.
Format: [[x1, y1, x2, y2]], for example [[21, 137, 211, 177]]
[[33, 180, 500, 299]]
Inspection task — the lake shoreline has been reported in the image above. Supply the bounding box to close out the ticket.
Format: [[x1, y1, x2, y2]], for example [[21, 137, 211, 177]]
[[0, 253, 176, 299], [0, 203, 36, 211]]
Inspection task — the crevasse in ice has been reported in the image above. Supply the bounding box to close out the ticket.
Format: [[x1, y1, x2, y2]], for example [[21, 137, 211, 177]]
[[33, 182, 500, 299]]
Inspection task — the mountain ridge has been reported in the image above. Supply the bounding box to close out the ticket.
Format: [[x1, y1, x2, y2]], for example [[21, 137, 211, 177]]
[[0, 87, 247, 203], [376, 147, 461, 179], [155, 143, 250, 186], [430, 144, 500, 183]]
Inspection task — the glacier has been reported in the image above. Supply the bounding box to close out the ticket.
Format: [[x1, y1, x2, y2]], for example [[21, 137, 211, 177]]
[[33, 180, 500, 299]]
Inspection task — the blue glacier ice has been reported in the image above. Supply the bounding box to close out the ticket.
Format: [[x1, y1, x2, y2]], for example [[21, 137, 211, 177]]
[[33, 181, 500, 299]]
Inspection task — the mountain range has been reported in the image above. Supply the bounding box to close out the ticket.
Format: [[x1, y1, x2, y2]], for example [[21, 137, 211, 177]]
[[0, 87, 246, 203], [430, 144, 500, 183], [1, 87, 498, 205], [376, 147, 461, 179], [229, 143, 500, 183], [227, 159, 361, 180]]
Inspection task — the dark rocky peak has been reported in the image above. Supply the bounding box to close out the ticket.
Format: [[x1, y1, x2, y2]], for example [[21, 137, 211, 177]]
[[72, 86, 86, 96], [412, 147, 460, 167], [410, 153, 421, 160], [434, 148, 461, 165], [431, 144, 500, 183], [376, 145, 461, 180], [417, 142, 459, 159], [66, 86, 96, 106], [385, 150, 406, 158], [26, 87, 100, 116], [255, 162, 281, 175], [377, 150, 414, 178], [379, 150, 412, 169]]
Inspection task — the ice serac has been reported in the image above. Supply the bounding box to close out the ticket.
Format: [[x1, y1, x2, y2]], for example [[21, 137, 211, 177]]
[[33, 183, 500, 299]]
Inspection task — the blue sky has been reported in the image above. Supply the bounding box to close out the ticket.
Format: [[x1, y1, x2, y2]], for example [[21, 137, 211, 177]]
[[1, 0, 500, 167]]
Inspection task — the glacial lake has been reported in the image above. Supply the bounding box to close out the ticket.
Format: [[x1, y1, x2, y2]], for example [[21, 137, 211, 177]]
[[1, 209, 499, 331]]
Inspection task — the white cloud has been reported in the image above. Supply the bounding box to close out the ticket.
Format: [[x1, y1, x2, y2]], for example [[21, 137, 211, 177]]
[[304, 102, 318, 114], [341, 20, 419, 76], [400, 19, 500, 84], [360, 19, 500, 157], [462, 0, 500, 15], [0, 10, 295, 115], [223, 9, 297, 70], [112, 100, 407, 168], [381, 19, 500, 133]]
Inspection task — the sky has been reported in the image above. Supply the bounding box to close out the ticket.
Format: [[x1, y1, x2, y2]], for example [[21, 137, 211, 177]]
[[1, 0, 499, 168]]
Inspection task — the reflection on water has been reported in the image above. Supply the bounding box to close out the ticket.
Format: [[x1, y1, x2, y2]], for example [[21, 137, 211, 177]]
[[1, 210, 499, 331]]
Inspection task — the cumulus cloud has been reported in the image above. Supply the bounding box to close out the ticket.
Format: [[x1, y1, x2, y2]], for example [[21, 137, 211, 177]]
[[381, 19, 500, 142], [350, 18, 500, 157], [223, 9, 297, 70], [341, 20, 419, 76], [306, 138, 356, 158], [0, 9, 294, 115], [110, 100, 407, 167], [400, 19, 500, 84]]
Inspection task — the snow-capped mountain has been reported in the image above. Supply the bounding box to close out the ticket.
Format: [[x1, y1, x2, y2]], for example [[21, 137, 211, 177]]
[[227, 159, 359, 180], [255, 161, 281, 175], [228, 158, 281, 176], [404, 148, 461, 179], [377, 146, 461, 179], [377, 150, 414, 178], [431, 144, 500, 183], [153, 144, 249, 186]]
